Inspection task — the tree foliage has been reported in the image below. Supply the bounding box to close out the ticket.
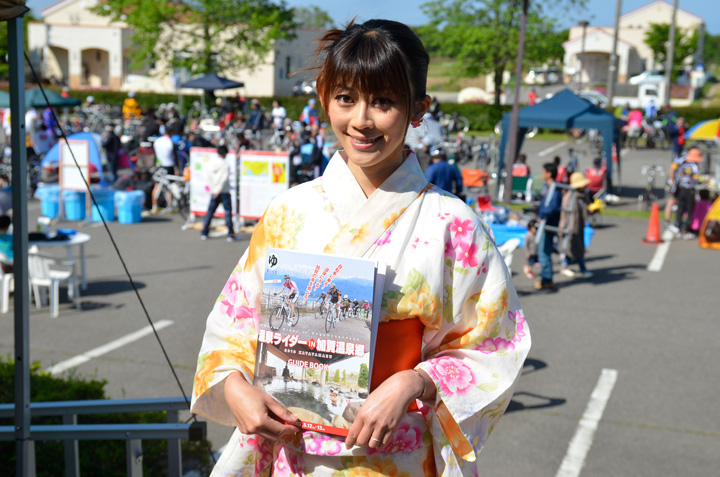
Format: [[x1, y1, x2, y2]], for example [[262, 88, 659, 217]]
[[293, 5, 334, 29], [333, 369, 340, 382], [704, 33, 720, 67], [357, 363, 369, 388], [419, 0, 585, 105], [91, 0, 296, 75], [644, 23, 698, 79], [0, 11, 37, 81]]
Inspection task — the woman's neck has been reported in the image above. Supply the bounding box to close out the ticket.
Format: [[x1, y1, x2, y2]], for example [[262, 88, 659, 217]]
[[341, 148, 406, 198]]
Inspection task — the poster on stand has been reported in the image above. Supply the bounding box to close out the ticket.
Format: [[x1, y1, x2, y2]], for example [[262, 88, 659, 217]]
[[189, 147, 238, 217], [239, 151, 289, 219], [59, 140, 90, 191]]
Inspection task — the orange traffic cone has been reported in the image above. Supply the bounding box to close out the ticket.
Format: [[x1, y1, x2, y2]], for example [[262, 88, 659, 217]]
[[642, 203, 662, 244]]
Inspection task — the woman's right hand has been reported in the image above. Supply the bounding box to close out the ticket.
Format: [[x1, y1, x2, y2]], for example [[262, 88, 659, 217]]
[[224, 371, 302, 441]]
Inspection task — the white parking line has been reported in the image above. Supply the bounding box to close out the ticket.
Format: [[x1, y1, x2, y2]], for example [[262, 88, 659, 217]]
[[647, 230, 675, 272], [556, 368, 618, 477], [46, 320, 174, 375], [538, 141, 568, 157]]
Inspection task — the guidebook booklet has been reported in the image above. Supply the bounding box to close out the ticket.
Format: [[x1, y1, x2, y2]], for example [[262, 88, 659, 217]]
[[253, 247, 385, 436]]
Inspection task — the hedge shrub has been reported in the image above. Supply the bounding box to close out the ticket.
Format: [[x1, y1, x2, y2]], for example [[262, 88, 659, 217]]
[[0, 357, 211, 476]]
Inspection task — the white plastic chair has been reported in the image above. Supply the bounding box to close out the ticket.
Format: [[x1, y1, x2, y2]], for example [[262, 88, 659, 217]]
[[28, 251, 81, 318], [0, 252, 13, 314]]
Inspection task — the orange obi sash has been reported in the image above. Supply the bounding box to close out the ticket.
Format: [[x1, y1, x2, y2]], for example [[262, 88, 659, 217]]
[[370, 318, 425, 412]]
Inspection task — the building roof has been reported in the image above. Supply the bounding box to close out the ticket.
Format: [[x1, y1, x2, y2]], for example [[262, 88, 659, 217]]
[[620, 0, 703, 24], [563, 28, 634, 49]]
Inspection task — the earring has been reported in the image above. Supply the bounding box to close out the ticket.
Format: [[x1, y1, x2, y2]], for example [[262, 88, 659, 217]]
[[411, 117, 423, 128]]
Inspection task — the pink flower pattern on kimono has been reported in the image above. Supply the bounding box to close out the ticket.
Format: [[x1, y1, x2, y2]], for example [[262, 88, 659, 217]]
[[509, 310, 527, 343], [455, 241, 479, 268], [273, 445, 305, 476], [450, 217, 474, 246], [219, 273, 258, 328], [369, 422, 425, 455], [375, 229, 392, 246], [303, 432, 342, 456], [475, 337, 515, 354], [444, 239, 456, 261], [427, 356, 476, 396]]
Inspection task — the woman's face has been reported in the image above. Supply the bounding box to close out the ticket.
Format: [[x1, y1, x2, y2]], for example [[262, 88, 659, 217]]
[[326, 87, 410, 174]]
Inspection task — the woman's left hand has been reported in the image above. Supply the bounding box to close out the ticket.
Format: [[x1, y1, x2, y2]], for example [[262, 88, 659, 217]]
[[344, 369, 423, 450]]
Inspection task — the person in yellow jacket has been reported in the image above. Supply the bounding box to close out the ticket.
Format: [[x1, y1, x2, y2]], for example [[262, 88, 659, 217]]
[[122, 91, 141, 120]]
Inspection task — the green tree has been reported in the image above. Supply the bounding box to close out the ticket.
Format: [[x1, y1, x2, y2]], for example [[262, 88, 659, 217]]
[[644, 23, 698, 80], [0, 11, 37, 81], [325, 370, 330, 381], [91, 0, 296, 75], [333, 369, 340, 382], [357, 363, 369, 389], [305, 368, 315, 379], [704, 33, 720, 67], [420, 0, 585, 105], [342, 370, 346, 382], [293, 5, 334, 29]]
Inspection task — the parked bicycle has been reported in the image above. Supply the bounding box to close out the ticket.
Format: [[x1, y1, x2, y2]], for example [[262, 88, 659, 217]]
[[639, 164, 665, 210], [269, 295, 298, 331]]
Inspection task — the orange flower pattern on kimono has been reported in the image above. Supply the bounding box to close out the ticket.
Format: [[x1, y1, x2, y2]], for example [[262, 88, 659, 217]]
[[191, 152, 530, 476]]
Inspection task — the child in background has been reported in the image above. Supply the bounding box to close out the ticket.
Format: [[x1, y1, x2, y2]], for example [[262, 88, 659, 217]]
[[0, 215, 13, 273], [691, 189, 713, 235], [523, 218, 539, 279]]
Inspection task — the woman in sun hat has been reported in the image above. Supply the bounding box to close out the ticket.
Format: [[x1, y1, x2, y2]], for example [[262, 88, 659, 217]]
[[560, 172, 593, 278]]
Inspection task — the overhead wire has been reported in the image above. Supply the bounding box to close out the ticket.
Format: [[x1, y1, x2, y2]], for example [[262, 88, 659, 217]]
[[23, 52, 217, 465]]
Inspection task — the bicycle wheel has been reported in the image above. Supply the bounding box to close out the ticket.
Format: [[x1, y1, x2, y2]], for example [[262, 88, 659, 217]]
[[325, 310, 333, 333], [288, 306, 299, 327], [315, 306, 324, 320], [269, 306, 285, 331]]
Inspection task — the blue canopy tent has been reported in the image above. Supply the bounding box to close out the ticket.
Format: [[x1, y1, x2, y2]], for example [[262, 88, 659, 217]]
[[179, 73, 244, 91], [498, 89, 626, 190], [42, 132, 108, 185]]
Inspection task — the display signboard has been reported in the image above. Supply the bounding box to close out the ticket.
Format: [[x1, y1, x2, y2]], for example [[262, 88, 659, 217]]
[[239, 151, 289, 219], [189, 147, 238, 217], [59, 139, 90, 191]]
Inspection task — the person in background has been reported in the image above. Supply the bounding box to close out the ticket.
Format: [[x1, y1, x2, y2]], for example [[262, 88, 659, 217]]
[[523, 218, 538, 279], [626, 108, 643, 149], [201, 145, 238, 242], [425, 146, 463, 198], [33, 123, 55, 156], [271, 100, 287, 131], [151, 122, 177, 213], [560, 172, 593, 278], [513, 153, 531, 177], [668, 116, 686, 157], [0, 215, 13, 273], [42, 106, 58, 134], [528, 88, 537, 106], [553, 155, 567, 184], [673, 147, 701, 239], [644, 99, 657, 119], [535, 162, 562, 290], [122, 91, 141, 120], [299, 98, 319, 126], [585, 156, 607, 201], [102, 125, 121, 180]]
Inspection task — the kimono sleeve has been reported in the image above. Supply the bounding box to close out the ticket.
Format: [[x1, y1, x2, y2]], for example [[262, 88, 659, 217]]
[[190, 217, 268, 425], [415, 218, 531, 463]]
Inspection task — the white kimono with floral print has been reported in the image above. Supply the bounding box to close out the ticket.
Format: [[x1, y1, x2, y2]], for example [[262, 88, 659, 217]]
[[192, 152, 531, 476]]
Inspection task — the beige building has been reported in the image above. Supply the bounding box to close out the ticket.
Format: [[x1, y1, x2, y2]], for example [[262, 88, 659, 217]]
[[28, 0, 321, 96], [563, 0, 705, 84]]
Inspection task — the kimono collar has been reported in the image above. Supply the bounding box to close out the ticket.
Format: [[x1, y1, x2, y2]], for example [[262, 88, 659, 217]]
[[321, 151, 430, 257]]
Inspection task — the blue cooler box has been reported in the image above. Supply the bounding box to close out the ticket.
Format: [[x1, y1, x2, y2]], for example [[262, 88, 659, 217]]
[[90, 188, 115, 222], [35, 185, 60, 219], [114, 190, 144, 224], [62, 189, 86, 221]]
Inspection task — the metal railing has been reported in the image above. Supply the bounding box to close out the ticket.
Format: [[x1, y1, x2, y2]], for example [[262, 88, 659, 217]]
[[0, 397, 206, 477]]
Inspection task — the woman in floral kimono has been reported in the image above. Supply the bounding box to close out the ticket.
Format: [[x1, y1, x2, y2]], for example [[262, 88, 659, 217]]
[[192, 19, 531, 476]]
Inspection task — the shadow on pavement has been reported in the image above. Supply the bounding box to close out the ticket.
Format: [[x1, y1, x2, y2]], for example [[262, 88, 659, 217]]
[[508, 358, 565, 413], [554, 264, 646, 289], [81, 280, 147, 296]]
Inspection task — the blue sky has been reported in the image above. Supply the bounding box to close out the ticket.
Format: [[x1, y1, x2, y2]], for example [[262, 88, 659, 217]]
[[27, 0, 719, 34]]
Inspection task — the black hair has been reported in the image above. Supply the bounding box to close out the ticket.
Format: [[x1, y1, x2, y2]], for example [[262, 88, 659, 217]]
[[217, 145, 229, 157], [314, 19, 429, 125], [0, 215, 10, 230], [543, 162, 558, 180]]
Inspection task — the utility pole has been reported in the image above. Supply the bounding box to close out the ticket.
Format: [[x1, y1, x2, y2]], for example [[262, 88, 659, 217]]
[[606, 0, 623, 107], [664, 0, 679, 106], [502, 0, 529, 204], [577, 20, 589, 93]]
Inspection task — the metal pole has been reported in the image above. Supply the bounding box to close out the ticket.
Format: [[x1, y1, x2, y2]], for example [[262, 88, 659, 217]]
[[502, 0, 529, 204], [607, 0, 623, 107], [8, 14, 32, 477], [663, 0, 679, 106], [578, 21, 589, 93]]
